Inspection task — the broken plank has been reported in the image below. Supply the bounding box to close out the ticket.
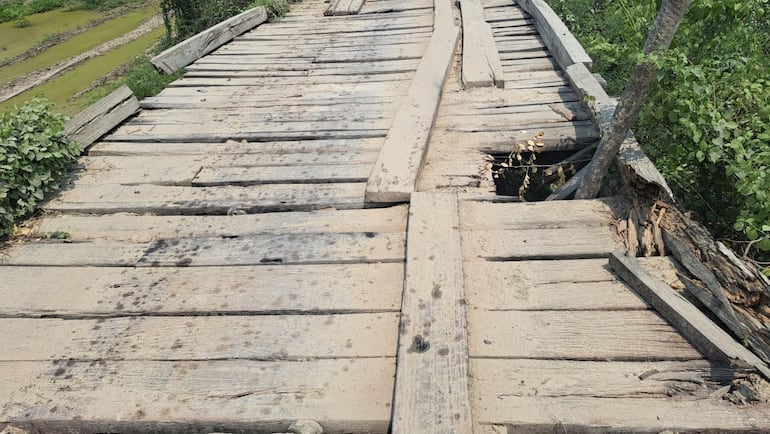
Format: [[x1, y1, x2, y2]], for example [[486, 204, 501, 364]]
[[0, 313, 398, 361], [191, 163, 373, 186], [37, 206, 407, 242], [468, 309, 703, 360], [473, 359, 746, 399], [366, 25, 460, 203], [0, 263, 404, 317], [460, 0, 505, 88], [0, 359, 394, 433], [609, 252, 770, 379], [2, 232, 405, 267], [151, 6, 268, 73], [392, 192, 473, 433], [462, 226, 621, 261], [44, 183, 367, 215]]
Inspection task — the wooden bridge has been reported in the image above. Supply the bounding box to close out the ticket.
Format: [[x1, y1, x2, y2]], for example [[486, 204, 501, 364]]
[[2, 0, 770, 432]]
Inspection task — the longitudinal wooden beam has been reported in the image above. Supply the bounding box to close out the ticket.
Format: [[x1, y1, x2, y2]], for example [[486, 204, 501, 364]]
[[365, 23, 459, 203], [65, 85, 139, 151], [460, 0, 505, 88], [609, 252, 770, 380], [515, 0, 591, 70], [392, 192, 473, 433], [151, 6, 268, 74]]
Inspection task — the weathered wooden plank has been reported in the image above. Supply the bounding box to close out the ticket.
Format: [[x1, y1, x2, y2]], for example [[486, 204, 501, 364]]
[[392, 192, 473, 433], [65, 85, 139, 151], [192, 164, 372, 186], [610, 253, 770, 379], [0, 263, 403, 317], [2, 232, 404, 267], [514, 0, 592, 69], [462, 226, 621, 261], [44, 183, 367, 214], [459, 198, 619, 230], [170, 71, 414, 87], [0, 358, 395, 433], [0, 313, 398, 361], [464, 259, 649, 311], [151, 6, 268, 74], [472, 359, 749, 399], [460, 0, 505, 88], [89, 138, 384, 157], [366, 25, 460, 203], [441, 121, 600, 152], [38, 206, 407, 241], [468, 310, 703, 360], [473, 395, 770, 432]]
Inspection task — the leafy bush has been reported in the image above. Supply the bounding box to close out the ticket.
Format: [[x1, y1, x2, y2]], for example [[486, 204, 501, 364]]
[[0, 98, 80, 237], [550, 0, 770, 266], [160, 0, 296, 41]]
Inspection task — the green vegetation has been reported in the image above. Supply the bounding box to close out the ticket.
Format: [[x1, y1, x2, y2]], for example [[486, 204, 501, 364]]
[[550, 0, 770, 269], [0, 0, 147, 23], [0, 27, 164, 115], [0, 97, 80, 237], [160, 0, 296, 41], [0, 3, 160, 88]]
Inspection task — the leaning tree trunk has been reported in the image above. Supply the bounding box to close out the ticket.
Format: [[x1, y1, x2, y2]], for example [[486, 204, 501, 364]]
[[574, 0, 692, 199]]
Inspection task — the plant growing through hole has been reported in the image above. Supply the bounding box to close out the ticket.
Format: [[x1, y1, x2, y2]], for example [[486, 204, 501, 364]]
[[494, 131, 546, 196]]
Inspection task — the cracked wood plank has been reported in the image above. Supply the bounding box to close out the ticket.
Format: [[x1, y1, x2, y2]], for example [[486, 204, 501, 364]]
[[460, 0, 505, 88]]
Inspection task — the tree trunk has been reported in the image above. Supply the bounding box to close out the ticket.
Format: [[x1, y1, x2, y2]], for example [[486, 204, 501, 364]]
[[574, 0, 692, 199]]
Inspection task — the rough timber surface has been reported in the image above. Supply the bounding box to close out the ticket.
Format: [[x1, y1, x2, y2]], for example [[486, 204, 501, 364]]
[[455, 199, 770, 432], [0, 0, 427, 431]]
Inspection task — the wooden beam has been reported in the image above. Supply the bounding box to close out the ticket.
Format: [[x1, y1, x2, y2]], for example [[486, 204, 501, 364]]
[[460, 0, 505, 88], [609, 252, 770, 380], [515, 0, 592, 70], [65, 85, 139, 151], [392, 192, 473, 433], [151, 6, 268, 74], [365, 25, 460, 203]]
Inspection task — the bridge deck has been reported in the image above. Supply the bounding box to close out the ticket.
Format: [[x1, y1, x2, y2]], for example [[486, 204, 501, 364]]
[[2, 0, 769, 432]]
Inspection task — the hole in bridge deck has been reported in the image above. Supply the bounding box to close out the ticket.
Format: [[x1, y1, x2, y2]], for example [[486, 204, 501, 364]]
[[490, 147, 595, 201]]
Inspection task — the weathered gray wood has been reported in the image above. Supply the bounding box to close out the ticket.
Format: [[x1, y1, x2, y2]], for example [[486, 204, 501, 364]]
[[460, 0, 505, 88], [2, 232, 404, 267], [65, 85, 139, 151], [464, 259, 649, 311], [473, 394, 770, 432], [392, 192, 472, 433], [0, 263, 403, 317], [366, 25, 460, 203], [38, 206, 407, 241], [610, 252, 770, 379], [326, 0, 365, 15], [192, 163, 373, 186], [463, 226, 621, 261], [44, 183, 367, 214], [515, 0, 592, 69], [469, 309, 702, 360], [459, 197, 619, 230], [0, 313, 398, 361], [0, 358, 395, 433], [89, 138, 384, 157], [473, 359, 749, 399], [151, 6, 268, 74]]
